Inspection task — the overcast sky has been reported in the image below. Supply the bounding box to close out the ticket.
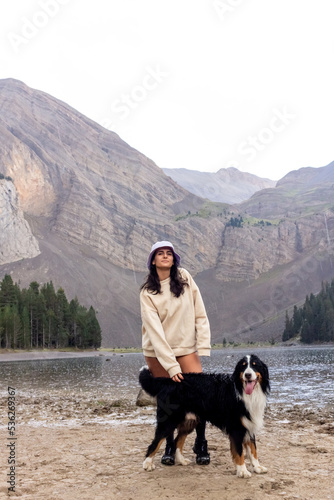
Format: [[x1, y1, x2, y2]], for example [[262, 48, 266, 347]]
[[1, 0, 333, 180]]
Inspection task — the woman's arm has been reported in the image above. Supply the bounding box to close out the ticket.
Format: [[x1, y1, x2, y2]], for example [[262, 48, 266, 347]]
[[186, 272, 211, 356]]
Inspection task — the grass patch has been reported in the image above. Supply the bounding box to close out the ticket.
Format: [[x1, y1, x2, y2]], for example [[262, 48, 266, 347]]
[[243, 216, 281, 226], [175, 200, 229, 221]]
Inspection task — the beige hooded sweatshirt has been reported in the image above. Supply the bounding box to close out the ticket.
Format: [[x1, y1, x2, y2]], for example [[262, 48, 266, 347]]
[[140, 268, 211, 377]]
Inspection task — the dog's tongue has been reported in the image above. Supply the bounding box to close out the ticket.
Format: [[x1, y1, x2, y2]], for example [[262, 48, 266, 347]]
[[245, 380, 256, 395]]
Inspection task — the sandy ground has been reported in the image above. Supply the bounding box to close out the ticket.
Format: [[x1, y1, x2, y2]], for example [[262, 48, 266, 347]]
[[0, 391, 333, 500]]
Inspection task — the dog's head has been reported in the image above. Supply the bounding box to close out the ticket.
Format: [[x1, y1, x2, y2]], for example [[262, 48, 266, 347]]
[[233, 354, 270, 396]]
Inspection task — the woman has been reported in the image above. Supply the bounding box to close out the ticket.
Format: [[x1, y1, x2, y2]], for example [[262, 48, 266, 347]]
[[140, 240, 211, 465]]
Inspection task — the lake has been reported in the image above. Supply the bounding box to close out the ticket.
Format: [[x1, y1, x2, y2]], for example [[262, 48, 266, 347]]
[[0, 346, 333, 412]]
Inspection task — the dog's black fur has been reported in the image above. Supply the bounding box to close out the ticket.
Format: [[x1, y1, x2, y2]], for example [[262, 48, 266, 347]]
[[139, 354, 270, 477]]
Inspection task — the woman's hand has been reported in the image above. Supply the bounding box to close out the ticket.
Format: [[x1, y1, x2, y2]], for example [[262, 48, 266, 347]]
[[171, 373, 184, 382]]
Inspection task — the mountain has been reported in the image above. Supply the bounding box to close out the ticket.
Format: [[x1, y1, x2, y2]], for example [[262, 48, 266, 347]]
[[0, 78, 227, 345], [237, 163, 334, 218], [0, 78, 333, 346], [162, 167, 276, 203]]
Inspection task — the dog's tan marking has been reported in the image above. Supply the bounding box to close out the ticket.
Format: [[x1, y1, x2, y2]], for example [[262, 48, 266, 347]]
[[177, 413, 198, 435], [148, 438, 164, 458], [176, 433, 188, 454], [245, 440, 257, 460], [175, 433, 192, 466], [185, 412, 196, 420], [174, 416, 196, 466], [230, 440, 245, 466]]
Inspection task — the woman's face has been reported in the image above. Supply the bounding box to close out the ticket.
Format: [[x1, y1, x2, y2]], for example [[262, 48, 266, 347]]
[[152, 247, 174, 270]]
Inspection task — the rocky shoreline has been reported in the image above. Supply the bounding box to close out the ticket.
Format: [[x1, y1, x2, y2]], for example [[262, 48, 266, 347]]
[[0, 350, 103, 362]]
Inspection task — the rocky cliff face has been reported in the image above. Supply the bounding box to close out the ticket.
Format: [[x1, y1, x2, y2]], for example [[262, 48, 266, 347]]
[[0, 78, 333, 346], [0, 180, 40, 265], [216, 215, 333, 282]]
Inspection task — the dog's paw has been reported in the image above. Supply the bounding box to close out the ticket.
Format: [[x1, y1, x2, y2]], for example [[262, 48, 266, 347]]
[[236, 464, 252, 478], [253, 465, 267, 474], [175, 449, 191, 466], [143, 457, 155, 472]]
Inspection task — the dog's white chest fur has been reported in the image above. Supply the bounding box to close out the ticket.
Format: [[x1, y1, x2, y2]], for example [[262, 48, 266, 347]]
[[241, 388, 266, 437]]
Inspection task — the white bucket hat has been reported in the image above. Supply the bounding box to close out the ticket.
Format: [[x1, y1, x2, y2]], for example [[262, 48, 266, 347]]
[[147, 241, 181, 269]]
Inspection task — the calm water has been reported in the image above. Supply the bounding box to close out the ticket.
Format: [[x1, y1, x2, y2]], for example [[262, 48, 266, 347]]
[[0, 346, 333, 410]]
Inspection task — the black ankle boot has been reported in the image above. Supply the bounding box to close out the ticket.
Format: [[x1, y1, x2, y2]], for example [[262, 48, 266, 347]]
[[161, 443, 175, 465], [193, 438, 210, 465]]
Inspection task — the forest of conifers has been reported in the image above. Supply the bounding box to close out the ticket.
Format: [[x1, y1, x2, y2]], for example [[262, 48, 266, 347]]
[[283, 279, 334, 343], [0, 274, 101, 349]]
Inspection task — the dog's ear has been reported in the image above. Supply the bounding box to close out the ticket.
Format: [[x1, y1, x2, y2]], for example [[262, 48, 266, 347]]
[[232, 358, 245, 394], [262, 361, 269, 380], [232, 361, 240, 382], [260, 361, 270, 394], [233, 357, 246, 374]]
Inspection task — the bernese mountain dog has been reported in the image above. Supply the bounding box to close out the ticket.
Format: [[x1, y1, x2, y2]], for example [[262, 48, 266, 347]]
[[139, 354, 270, 478]]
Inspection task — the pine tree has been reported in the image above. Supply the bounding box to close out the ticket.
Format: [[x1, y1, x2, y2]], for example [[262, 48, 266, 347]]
[[301, 320, 313, 343], [0, 310, 4, 348], [87, 306, 101, 348], [21, 306, 30, 349], [3, 305, 12, 348], [69, 297, 80, 347], [282, 311, 294, 341], [0, 275, 17, 309], [292, 305, 303, 335], [55, 288, 70, 347], [25, 284, 40, 348], [10, 306, 22, 348]]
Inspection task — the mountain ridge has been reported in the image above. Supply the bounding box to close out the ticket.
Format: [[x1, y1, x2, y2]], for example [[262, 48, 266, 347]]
[[162, 166, 276, 204], [237, 161, 334, 219]]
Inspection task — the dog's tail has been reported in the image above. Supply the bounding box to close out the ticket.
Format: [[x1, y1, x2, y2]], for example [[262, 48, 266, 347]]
[[139, 367, 163, 397]]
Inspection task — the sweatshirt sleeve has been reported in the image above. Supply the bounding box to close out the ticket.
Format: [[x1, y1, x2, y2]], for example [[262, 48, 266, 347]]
[[186, 271, 211, 356], [140, 291, 182, 377]]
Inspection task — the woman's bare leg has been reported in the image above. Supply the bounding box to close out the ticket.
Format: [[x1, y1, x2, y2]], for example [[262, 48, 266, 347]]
[[176, 352, 202, 373], [146, 351, 203, 377], [145, 356, 169, 377]]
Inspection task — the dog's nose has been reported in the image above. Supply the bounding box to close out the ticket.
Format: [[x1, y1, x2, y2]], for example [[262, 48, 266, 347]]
[[245, 372, 252, 380]]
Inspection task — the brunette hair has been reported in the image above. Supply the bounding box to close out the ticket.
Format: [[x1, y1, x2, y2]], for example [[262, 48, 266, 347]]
[[141, 260, 188, 297]]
